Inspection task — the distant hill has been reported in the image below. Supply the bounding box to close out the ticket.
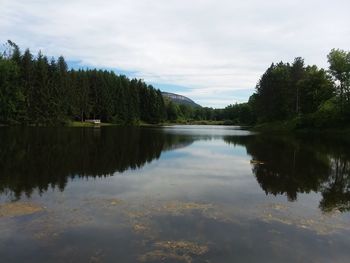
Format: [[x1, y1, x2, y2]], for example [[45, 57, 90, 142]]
[[162, 92, 201, 108]]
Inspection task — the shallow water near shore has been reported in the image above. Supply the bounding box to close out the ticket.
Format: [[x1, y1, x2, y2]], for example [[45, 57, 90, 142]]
[[0, 125, 350, 262]]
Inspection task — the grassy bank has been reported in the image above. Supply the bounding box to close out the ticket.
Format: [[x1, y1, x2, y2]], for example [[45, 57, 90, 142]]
[[1, 120, 235, 128], [139, 120, 234, 127], [66, 121, 117, 127], [159, 120, 236, 126], [253, 119, 350, 135]]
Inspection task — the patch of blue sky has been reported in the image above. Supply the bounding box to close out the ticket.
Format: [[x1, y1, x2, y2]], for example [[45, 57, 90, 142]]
[[160, 149, 192, 160], [195, 139, 248, 157], [67, 60, 138, 77]]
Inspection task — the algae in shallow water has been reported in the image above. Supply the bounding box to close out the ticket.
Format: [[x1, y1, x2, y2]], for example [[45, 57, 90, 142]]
[[0, 202, 43, 218], [154, 240, 209, 255], [260, 203, 350, 235], [133, 223, 150, 233], [162, 201, 212, 214], [139, 249, 193, 263], [139, 240, 208, 263]]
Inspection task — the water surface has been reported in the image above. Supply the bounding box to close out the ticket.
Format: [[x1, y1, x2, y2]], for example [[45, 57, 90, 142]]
[[0, 125, 349, 262]]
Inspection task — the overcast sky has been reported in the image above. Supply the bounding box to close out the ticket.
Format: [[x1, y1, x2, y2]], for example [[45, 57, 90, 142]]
[[1, 0, 350, 107]]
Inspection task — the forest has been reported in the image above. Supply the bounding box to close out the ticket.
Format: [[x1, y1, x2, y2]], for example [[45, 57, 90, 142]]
[[249, 50, 350, 129], [1, 40, 350, 129], [0, 41, 166, 125], [194, 49, 350, 128], [153, 48, 350, 129]]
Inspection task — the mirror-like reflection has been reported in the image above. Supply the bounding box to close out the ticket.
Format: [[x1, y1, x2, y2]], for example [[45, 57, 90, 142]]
[[1, 126, 350, 262], [1, 127, 349, 213], [0, 127, 195, 199], [225, 134, 350, 212]]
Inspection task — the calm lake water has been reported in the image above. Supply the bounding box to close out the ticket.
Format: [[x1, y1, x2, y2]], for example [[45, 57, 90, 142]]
[[0, 125, 350, 262]]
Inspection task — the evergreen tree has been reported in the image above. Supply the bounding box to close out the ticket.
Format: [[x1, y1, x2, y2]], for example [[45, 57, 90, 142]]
[[0, 57, 24, 124], [21, 48, 34, 122]]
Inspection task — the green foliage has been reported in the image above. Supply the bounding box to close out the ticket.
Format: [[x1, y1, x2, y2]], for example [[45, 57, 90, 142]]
[[166, 101, 180, 121], [327, 49, 350, 108], [251, 52, 350, 130], [0, 58, 25, 124], [0, 42, 166, 125], [298, 66, 334, 114], [254, 62, 297, 121], [1, 41, 349, 129]]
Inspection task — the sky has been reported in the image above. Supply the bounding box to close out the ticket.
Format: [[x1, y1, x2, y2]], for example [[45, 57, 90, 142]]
[[1, 0, 350, 108]]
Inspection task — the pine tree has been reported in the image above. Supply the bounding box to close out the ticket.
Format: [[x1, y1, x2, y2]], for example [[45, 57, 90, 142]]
[[0, 57, 24, 124]]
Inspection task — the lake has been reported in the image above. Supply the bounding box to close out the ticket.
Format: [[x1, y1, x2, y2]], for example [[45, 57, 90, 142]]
[[0, 125, 349, 262]]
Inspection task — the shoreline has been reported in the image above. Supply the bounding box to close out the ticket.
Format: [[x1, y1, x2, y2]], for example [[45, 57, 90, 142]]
[[251, 121, 350, 135], [1, 120, 349, 135]]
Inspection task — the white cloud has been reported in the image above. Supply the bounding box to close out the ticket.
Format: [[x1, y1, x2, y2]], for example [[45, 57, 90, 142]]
[[1, 0, 350, 107]]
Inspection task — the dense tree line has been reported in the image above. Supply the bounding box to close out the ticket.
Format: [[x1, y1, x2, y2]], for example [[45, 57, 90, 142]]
[[163, 99, 220, 123], [1, 41, 349, 128], [253, 58, 334, 121], [170, 49, 350, 128], [0, 41, 165, 125], [250, 50, 350, 128], [163, 98, 255, 125]]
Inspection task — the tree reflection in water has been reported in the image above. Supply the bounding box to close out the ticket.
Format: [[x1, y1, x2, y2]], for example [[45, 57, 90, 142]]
[[0, 127, 193, 199], [1, 127, 349, 213], [224, 134, 350, 212]]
